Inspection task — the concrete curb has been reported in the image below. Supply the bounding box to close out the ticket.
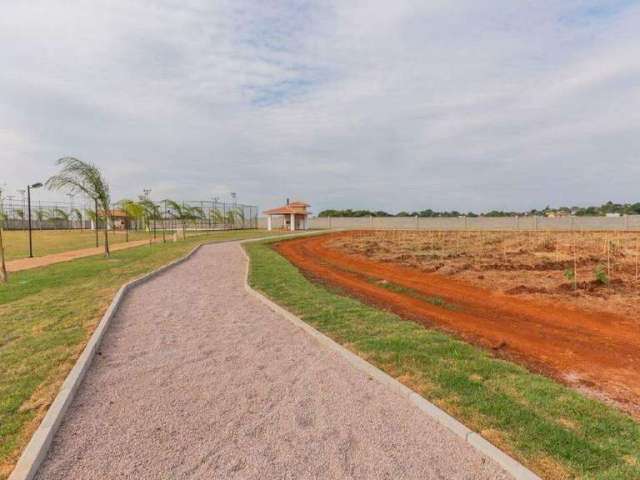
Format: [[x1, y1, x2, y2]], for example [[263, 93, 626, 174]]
[[240, 242, 541, 480], [8, 231, 317, 480], [8, 241, 213, 480]]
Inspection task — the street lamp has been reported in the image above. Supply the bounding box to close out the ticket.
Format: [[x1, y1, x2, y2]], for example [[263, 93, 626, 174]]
[[27, 182, 43, 258]]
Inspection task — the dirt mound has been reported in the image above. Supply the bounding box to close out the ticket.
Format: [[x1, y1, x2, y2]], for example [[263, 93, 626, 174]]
[[505, 285, 549, 295]]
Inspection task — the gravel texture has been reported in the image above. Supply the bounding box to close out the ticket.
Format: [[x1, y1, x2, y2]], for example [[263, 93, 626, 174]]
[[36, 242, 511, 480]]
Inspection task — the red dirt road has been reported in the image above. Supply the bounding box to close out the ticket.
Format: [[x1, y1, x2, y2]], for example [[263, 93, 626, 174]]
[[6, 239, 155, 272], [276, 233, 640, 417]]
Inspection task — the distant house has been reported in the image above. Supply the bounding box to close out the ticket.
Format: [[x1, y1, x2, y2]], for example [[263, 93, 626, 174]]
[[264, 200, 311, 231], [545, 210, 570, 218], [605, 213, 621, 218]]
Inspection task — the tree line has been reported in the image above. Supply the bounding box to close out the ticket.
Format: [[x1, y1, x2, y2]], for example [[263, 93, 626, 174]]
[[318, 201, 640, 218]]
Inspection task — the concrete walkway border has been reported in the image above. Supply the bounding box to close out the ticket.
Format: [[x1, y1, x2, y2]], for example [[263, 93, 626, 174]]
[[8, 232, 315, 480], [241, 241, 541, 480]]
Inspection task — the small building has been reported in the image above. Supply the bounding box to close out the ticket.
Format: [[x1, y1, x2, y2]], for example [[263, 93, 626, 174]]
[[110, 209, 130, 230], [264, 200, 311, 231], [92, 209, 129, 230]]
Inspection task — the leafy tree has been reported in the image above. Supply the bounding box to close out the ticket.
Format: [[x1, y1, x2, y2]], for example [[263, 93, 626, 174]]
[[319, 200, 640, 219], [46, 157, 112, 256]]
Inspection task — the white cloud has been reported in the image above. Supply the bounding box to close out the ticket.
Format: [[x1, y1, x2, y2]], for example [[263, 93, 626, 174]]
[[1, 0, 639, 212]]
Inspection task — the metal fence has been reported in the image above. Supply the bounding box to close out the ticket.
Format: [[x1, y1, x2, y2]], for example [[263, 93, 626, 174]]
[[161, 200, 258, 231], [259, 215, 640, 231], [0, 198, 258, 231]]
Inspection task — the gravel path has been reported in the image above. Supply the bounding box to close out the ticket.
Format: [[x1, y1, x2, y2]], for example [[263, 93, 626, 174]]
[[36, 242, 511, 480]]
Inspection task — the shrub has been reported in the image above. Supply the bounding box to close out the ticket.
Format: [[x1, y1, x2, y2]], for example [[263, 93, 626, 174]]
[[563, 268, 575, 282], [594, 264, 609, 285]]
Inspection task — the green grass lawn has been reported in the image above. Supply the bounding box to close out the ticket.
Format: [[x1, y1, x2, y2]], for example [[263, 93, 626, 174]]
[[0, 229, 282, 479], [246, 239, 640, 480], [1, 229, 159, 261]]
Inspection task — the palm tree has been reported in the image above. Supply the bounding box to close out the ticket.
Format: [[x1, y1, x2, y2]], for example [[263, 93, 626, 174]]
[[15, 208, 25, 228], [225, 209, 236, 229], [164, 200, 193, 239], [118, 199, 145, 243], [138, 199, 164, 243], [234, 206, 246, 228], [85, 208, 98, 226], [70, 208, 83, 230], [52, 207, 70, 220], [46, 157, 112, 256], [190, 206, 206, 232], [51, 208, 70, 229], [210, 207, 225, 228], [35, 208, 47, 230]]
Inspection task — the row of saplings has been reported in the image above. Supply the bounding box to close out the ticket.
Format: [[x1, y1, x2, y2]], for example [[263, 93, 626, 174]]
[[0, 156, 240, 283]]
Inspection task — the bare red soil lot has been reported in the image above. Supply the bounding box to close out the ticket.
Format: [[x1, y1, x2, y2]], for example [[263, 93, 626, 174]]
[[276, 231, 640, 417]]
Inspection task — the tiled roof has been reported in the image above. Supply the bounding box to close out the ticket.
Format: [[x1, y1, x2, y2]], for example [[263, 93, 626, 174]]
[[264, 201, 311, 215]]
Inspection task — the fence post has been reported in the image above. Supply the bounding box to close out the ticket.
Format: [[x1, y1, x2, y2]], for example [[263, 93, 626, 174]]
[[415, 215, 419, 230]]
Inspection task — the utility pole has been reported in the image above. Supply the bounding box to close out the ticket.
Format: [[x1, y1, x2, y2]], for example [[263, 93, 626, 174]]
[[27, 182, 43, 258]]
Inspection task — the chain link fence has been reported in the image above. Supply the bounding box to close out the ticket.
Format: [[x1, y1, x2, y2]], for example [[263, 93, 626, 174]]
[[0, 198, 258, 231]]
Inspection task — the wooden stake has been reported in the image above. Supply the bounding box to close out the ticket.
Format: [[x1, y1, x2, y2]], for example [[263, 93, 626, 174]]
[[636, 237, 640, 282], [503, 232, 507, 263], [606, 234, 611, 280], [573, 234, 578, 290]]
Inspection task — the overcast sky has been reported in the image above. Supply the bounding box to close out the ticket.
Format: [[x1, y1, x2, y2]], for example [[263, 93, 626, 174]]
[[1, 0, 639, 213]]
